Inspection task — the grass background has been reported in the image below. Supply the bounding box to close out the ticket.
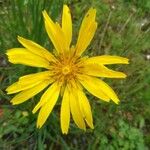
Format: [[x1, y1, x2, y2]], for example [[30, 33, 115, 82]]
[[0, 0, 150, 149]]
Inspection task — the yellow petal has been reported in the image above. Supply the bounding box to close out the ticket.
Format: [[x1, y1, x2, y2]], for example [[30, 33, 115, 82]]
[[6, 81, 41, 95], [77, 8, 96, 40], [17, 36, 55, 61], [62, 5, 72, 47], [42, 10, 68, 54], [83, 63, 127, 78], [36, 83, 61, 128], [60, 86, 70, 134], [6, 48, 50, 68], [6, 71, 53, 94], [18, 71, 53, 85], [69, 86, 86, 130], [32, 82, 60, 114], [78, 75, 110, 102], [79, 75, 119, 104], [6, 82, 22, 94], [77, 88, 94, 129], [86, 55, 129, 65], [75, 8, 97, 56], [10, 80, 51, 105]]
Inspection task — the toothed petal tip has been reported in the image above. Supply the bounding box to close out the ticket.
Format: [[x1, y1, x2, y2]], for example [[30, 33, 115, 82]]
[[62, 131, 68, 134], [114, 100, 120, 105], [124, 58, 129, 64], [10, 101, 17, 105]]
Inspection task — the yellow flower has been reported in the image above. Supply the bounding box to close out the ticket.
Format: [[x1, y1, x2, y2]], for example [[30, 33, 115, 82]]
[[6, 5, 129, 134]]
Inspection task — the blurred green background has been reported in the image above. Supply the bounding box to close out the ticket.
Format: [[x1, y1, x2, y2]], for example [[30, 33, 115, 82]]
[[0, 0, 150, 149]]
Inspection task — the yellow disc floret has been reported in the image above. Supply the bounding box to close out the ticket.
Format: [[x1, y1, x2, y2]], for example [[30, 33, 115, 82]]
[[62, 65, 71, 75]]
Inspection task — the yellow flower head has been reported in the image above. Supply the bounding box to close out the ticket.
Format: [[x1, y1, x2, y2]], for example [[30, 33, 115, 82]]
[[6, 5, 129, 134]]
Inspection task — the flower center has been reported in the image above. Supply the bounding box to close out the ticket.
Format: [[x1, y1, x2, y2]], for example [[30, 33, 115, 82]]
[[62, 65, 71, 75], [51, 55, 84, 83]]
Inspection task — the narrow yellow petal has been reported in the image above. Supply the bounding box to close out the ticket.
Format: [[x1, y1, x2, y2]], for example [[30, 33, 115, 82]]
[[36, 84, 61, 128], [69, 86, 86, 130], [83, 64, 127, 78], [77, 88, 94, 129], [42, 10, 68, 54], [78, 8, 96, 39], [6, 81, 41, 95], [86, 55, 129, 65], [18, 71, 53, 85], [79, 75, 119, 104], [60, 86, 70, 134], [10, 80, 51, 105], [32, 82, 60, 114], [62, 5, 72, 47], [17, 36, 55, 61], [6, 48, 50, 68], [75, 8, 97, 56], [6, 71, 53, 94], [6, 82, 22, 94], [78, 75, 110, 102]]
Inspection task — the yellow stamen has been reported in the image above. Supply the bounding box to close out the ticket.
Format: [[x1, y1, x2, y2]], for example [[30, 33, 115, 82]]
[[62, 65, 71, 75]]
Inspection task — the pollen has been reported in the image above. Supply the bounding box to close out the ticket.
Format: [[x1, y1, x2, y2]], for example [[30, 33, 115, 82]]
[[62, 65, 71, 75], [50, 55, 81, 83]]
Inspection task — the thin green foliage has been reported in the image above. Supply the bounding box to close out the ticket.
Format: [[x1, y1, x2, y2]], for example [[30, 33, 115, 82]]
[[0, 0, 63, 52]]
